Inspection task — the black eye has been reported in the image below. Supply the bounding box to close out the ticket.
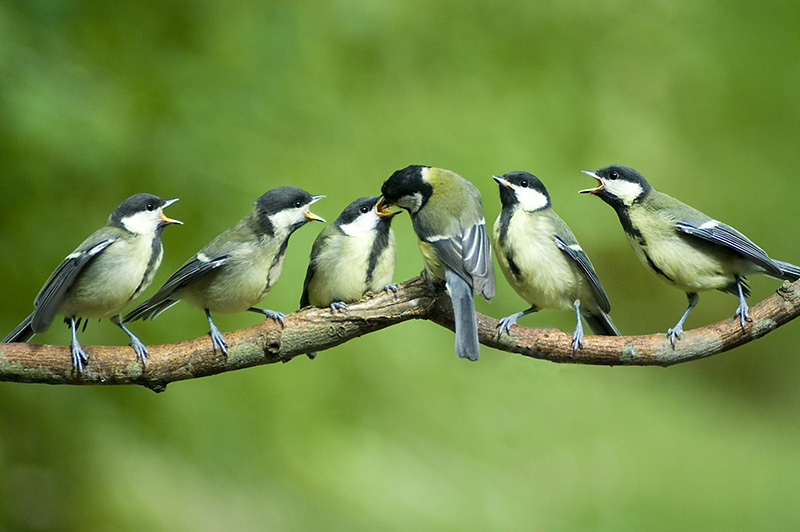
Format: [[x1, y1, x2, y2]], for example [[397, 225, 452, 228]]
[[294, 200, 303, 208], [146, 203, 155, 211], [520, 180, 528, 188], [360, 206, 370, 214], [608, 171, 619, 180]]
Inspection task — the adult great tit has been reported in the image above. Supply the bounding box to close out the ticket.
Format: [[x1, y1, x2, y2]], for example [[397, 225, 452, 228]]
[[492, 172, 619, 351], [125, 186, 324, 355], [581, 164, 800, 345], [378, 165, 495, 361], [3, 194, 182, 371], [300, 196, 398, 312]]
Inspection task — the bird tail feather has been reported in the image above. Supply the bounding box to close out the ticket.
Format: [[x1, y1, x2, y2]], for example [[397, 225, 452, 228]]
[[773, 260, 800, 282], [445, 268, 480, 361], [3, 311, 36, 343], [582, 309, 620, 337]]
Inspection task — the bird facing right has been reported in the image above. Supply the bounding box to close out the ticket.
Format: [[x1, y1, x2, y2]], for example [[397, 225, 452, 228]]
[[301, 195, 398, 312], [492, 171, 619, 351], [581, 164, 800, 346], [125, 186, 325, 355]]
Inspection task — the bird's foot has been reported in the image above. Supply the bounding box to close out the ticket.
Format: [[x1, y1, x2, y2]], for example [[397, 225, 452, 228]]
[[734, 302, 751, 331], [384, 283, 400, 297], [129, 336, 149, 365], [209, 324, 228, 357], [496, 315, 518, 336], [70, 341, 88, 373], [250, 307, 286, 327], [571, 323, 584, 354], [667, 326, 683, 349], [329, 301, 349, 313]]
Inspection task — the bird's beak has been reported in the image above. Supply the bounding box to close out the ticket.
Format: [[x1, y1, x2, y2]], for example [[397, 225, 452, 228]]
[[375, 196, 400, 219], [160, 198, 183, 225], [492, 175, 513, 189], [579, 170, 604, 195], [305, 194, 326, 222]]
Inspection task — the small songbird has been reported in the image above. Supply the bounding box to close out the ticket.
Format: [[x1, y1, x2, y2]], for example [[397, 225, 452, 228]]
[[125, 186, 324, 355], [300, 196, 398, 312], [378, 165, 495, 361], [492, 172, 619, 351], [581, 164, 800, 345], [3, 194, 182, 371]]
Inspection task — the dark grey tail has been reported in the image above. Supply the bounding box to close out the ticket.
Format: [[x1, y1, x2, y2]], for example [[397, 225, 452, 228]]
[[445, 268, 480, 361], [3, 311, 36, 343], [124, 298, 178, 322], [582, 309, 620, 336], [774, 260, 800, 281]]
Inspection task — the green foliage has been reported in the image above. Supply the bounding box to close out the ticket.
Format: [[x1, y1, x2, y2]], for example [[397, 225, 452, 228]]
[[2, 0, 800, 529]]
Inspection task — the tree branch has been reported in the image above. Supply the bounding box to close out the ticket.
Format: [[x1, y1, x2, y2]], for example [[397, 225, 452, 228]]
[[2, 276, 799, 391]]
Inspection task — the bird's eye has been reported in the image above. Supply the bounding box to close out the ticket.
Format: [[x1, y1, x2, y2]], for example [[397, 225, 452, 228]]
[[608, 171, 619, 180], [360, 206, 370, 214], [294, 200, 303, 208], [520, 180, 528, 188], [146, 203, 156, 211]]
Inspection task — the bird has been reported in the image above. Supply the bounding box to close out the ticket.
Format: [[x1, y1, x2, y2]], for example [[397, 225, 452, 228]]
[[492, 171, 619, 351], [580, 164, 800, 346], [300, 195, 398, 312], [125, 186, 324, 356], [3, 193, 182, 371], [378, 165, 495, 361]]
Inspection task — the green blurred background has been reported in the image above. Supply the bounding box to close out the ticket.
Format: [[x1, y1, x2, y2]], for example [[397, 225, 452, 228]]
[[2, 0, 800, 530]]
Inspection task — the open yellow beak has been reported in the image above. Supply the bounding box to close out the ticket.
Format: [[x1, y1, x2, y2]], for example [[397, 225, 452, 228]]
[[579, 170, 604, 194]]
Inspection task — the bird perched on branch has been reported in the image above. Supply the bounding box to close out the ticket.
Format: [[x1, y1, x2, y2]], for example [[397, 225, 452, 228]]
[[581, 164, 800, 346], [492, 171, 619, 351], [301, 195, 398, 312], [126, 186, 324, 356], [3, 194, 182, 371], [378, 165, 495, 361]]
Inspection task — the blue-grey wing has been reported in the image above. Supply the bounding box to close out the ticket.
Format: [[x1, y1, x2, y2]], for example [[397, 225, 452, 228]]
[[31, 238, 117, 332], [428, 221, 495, 300], [675, 220, 781, 276], [554, 234, 611, 313]]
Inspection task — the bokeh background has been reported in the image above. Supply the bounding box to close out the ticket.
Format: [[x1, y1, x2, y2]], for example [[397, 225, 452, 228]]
[[2, 1, 800, 530]]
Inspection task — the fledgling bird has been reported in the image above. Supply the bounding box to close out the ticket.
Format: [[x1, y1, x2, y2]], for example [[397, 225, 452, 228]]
[[125, 186, 324, 355], [3, 194, 182, 371], [581, 164, 800, 346], [378, 165, 495, 361], [492, 172, 619, 351], [300, 196, 398, 312]]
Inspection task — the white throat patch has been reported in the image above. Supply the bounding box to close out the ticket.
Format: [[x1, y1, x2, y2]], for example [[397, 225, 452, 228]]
[[121, 210, 162, 235], [270, 207, 307, 232], [340, 211, 380, 237], [604, 179, 644, 205], [515, 186, 549, 212]]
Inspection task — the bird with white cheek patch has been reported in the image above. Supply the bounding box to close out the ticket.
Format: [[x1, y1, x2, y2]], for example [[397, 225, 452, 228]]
[[492, 171, 619, 351], [126, 186, 325, 356], [581, 164, 800, 346], [3, 194, 182, 371], [301, 196, 398, 313], [378, 165, 495, 361]]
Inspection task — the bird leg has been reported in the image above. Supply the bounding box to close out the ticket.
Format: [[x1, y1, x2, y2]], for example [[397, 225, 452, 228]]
[[733, 275, 751, 331], [329, 301, 349, 313], [667, 292, 699, 348], [111, 314, 149, 365], [248, 307, 286, 327], [68, 316, 89, 372], [497, 306, 538, 336], [205, 309, 228, 356], [571, 300, 584, 353]]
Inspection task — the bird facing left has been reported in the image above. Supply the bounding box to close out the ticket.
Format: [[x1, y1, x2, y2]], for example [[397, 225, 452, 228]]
[[3, 194, 182, 371]]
